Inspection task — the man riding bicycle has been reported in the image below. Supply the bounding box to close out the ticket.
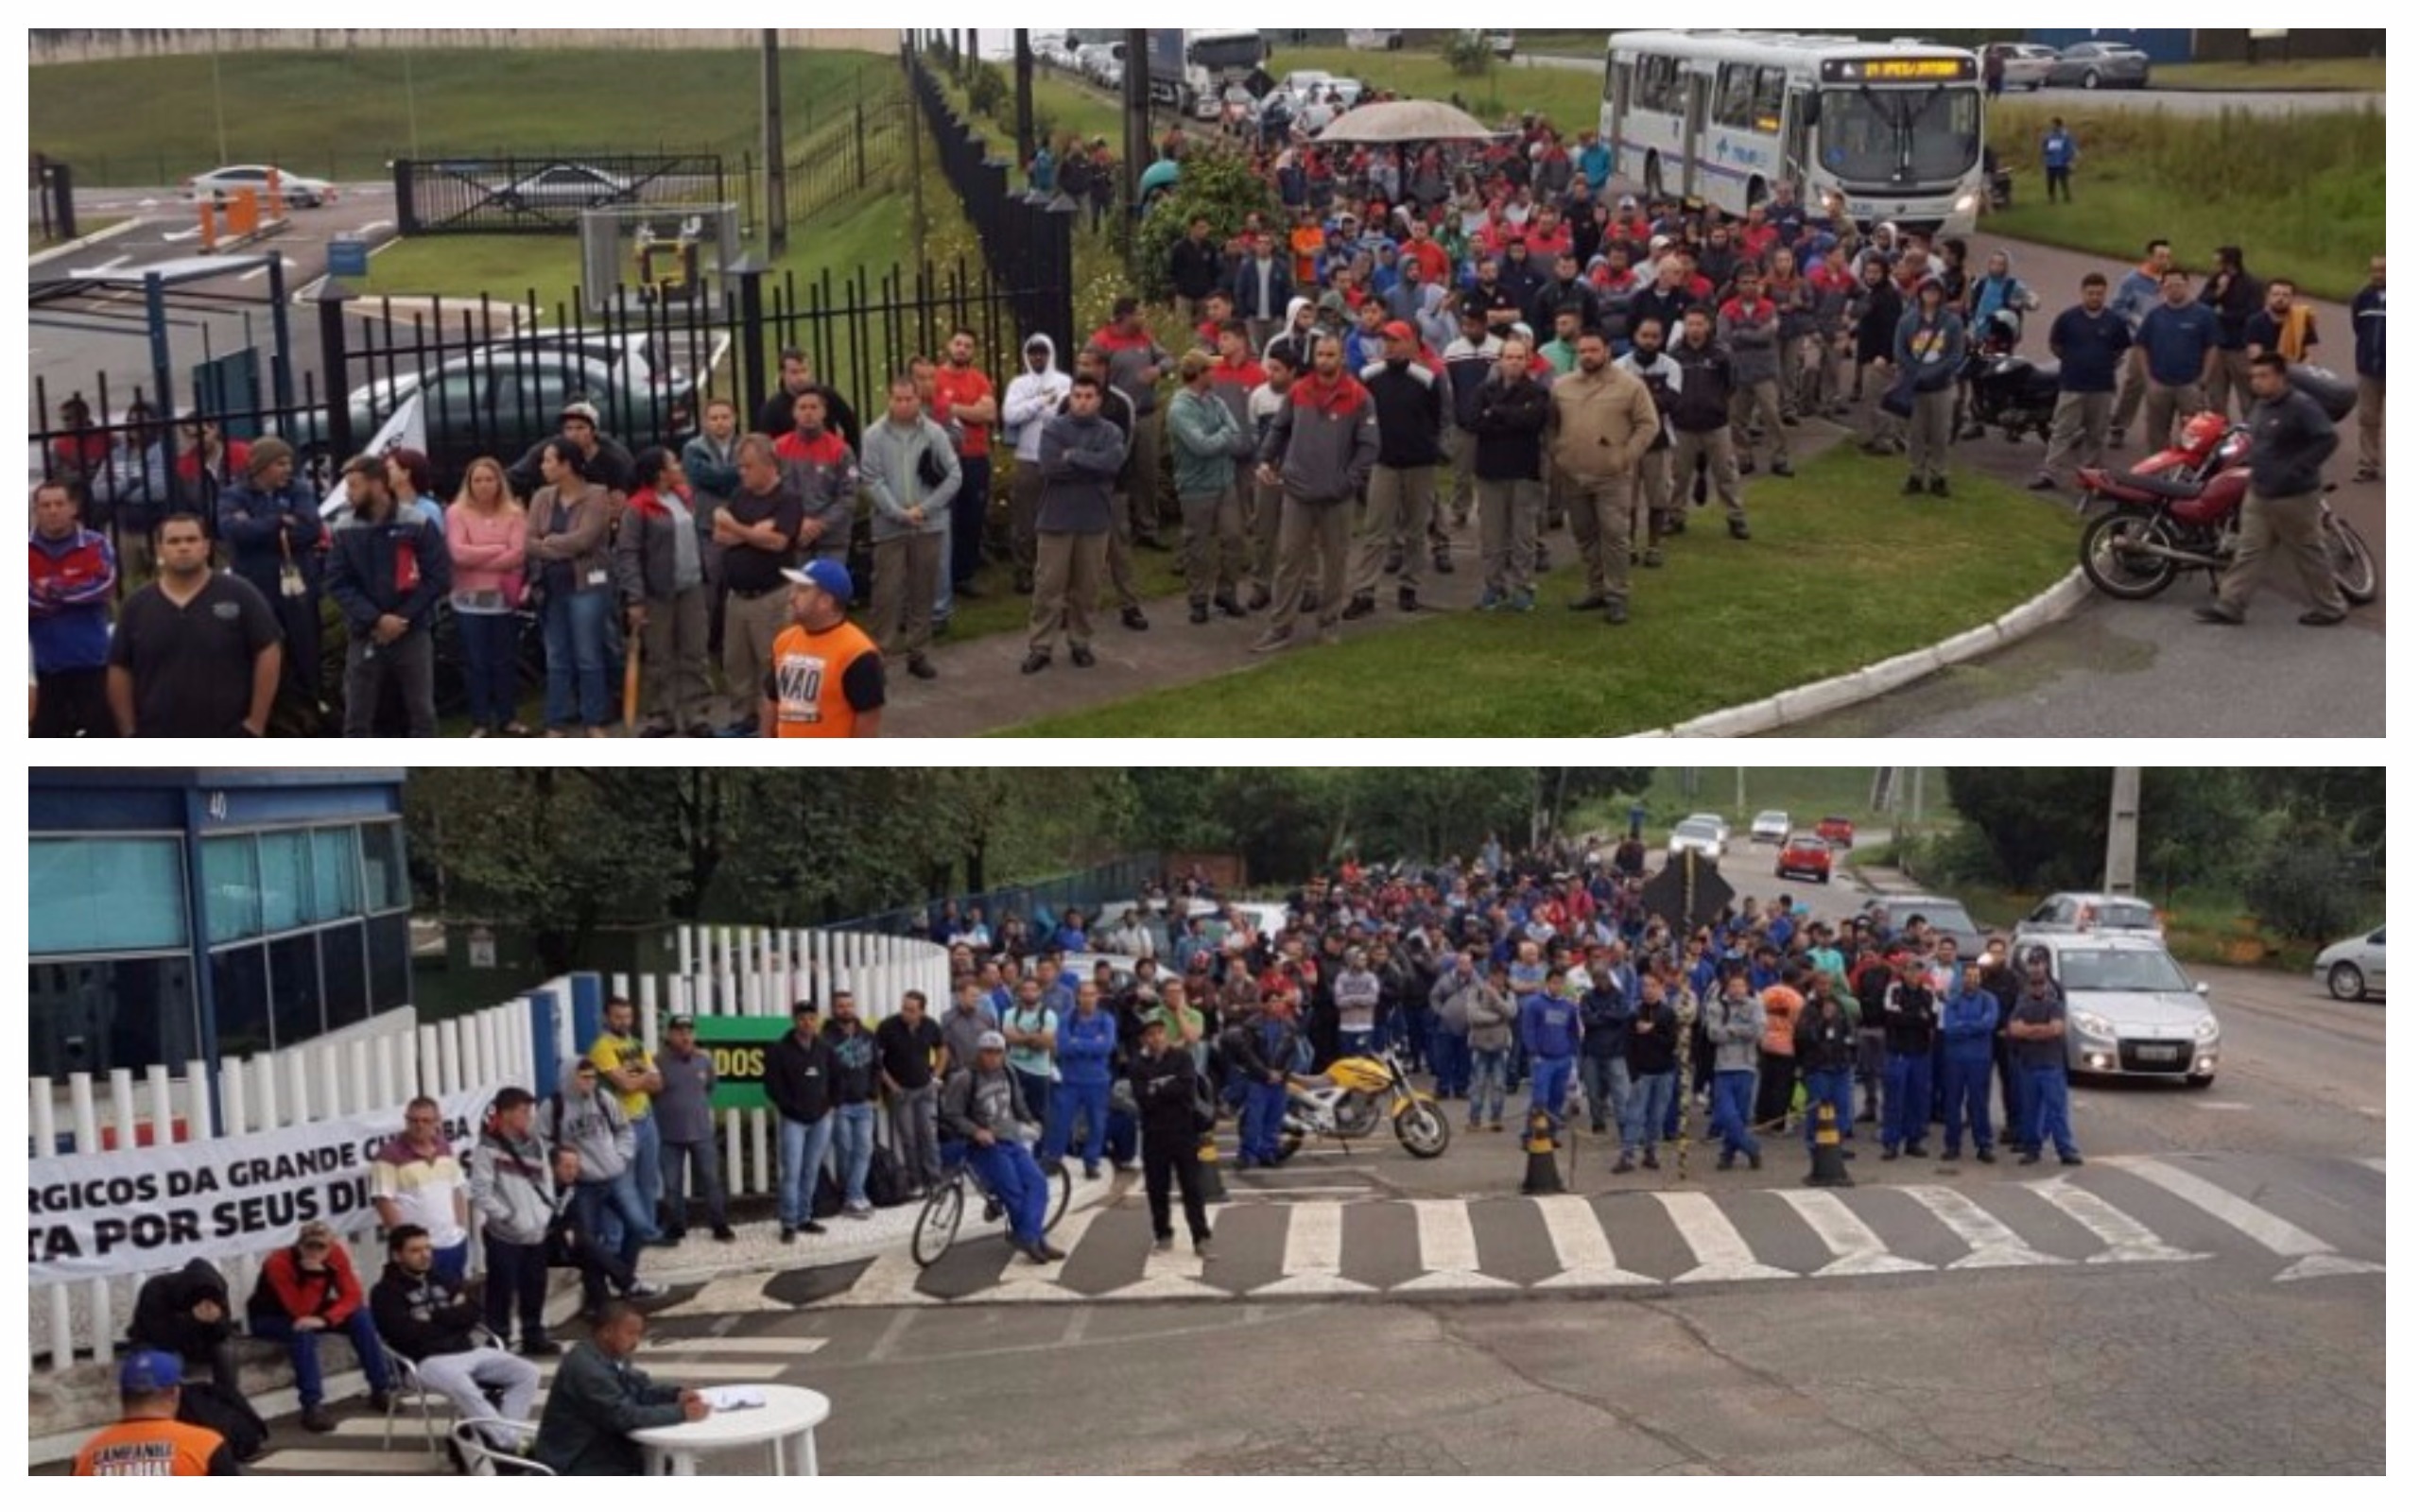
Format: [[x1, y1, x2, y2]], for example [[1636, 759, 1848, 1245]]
[[940, 1032, 1064, 1264]]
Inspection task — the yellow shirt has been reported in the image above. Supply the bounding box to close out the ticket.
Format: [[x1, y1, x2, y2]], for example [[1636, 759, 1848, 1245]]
[[588, 1032, 655, 1120]]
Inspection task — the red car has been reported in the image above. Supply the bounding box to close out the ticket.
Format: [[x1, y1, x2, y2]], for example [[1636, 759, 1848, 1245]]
[[1777, 834, 1833, 885], [1816, 816, 1857, 850]]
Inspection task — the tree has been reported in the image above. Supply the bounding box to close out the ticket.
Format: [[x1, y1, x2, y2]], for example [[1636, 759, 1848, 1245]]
[[1440, 29, 1496, 78], [1132, 146, 1280, 301], [2242, 823, 2364, 945]]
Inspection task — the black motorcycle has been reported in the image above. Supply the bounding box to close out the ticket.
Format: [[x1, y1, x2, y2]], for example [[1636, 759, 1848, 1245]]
[[1962, 311, 2058, 443]]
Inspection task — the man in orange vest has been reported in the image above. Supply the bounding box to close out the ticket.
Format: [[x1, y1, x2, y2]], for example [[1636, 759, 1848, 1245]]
[[761, 558, 885, 738], [72, 1349, 242, 1475]]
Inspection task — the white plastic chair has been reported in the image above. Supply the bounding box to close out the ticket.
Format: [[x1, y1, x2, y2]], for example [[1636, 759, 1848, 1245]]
[[452, 1418, 554, 1477], [378, 1326, 508, 1458]]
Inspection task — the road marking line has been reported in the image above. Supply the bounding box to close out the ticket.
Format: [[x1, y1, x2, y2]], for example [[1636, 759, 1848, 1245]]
[[1902, 1186, 2067, 1269], [1104, 1233, 1224, 1299], [1654, 1191, 1796, 1282], [1770, 1190, 1930, 1277], [660, 1272, 788, 1315], [2024, 1178, 2207, 1265], [982, 1205, 1102, 1303], [1252, 1201, 1374, 1295], [2356, 1157, 2386, 1175], [1529, 1194, 1657, 1287], [639, 1336, 826, 1356], [1392, 1199, 1517, 1292], [2192, 1102, 2252, 1111], [162, 228, 201, 243], [355, 218, 394, 235], [2108, 1157, 2382, 1282], [251, 1448, 431, 1474], [865, 1308, 916, 1362]]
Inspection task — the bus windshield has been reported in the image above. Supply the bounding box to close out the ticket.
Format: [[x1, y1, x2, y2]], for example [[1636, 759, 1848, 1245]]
[[1818, 86, 1982, 186], [1191, 36, 1264, 73]]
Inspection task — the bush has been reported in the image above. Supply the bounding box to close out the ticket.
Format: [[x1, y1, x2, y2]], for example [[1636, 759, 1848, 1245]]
[[1131, 146, 1282, 301], [2240, 824, 2364, 945], [1441, 30, 1497, 78], [967, 61, 1010, 122]]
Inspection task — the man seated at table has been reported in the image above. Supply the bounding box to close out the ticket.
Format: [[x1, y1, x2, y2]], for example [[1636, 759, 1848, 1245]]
[[243, 1219, 395, 1433], [531, 1299, 708, 1475], [370, 1223, 540, 1452]]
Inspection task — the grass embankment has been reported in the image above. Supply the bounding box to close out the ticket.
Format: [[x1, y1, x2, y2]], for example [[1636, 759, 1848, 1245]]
[[29, 47, 888, 185], [1270, 45, 1605, 128], [2154, 59, 2384, 92], [1578, 769, 1950, 836], [1985, 102, 2381, 301], [998, 447, 2077, 738]]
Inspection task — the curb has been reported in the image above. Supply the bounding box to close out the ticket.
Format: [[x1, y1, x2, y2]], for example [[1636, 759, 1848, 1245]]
[[1634, 570, 2092, 738], [27, 217, 146, 267]]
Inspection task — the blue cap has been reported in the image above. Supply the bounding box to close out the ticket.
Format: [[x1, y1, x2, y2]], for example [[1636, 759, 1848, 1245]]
[[782, 558, 853, 601], [119, 1349, 183, 1394]]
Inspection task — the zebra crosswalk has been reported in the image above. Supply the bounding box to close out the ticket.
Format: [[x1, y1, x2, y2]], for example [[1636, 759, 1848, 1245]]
[[781, 1153, 2384, 1309], [246, 1334, 830, 1477]]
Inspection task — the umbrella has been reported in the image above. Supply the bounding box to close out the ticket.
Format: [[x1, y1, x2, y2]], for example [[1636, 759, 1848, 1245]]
[[1314, 100, 1499, 146]]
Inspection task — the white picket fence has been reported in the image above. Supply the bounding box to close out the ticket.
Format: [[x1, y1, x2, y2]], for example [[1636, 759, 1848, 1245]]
[[26, 921, 950, 1376]]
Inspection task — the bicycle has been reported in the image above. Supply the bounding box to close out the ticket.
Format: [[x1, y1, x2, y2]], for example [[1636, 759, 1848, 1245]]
[[910, 1138, 1075, 1267]]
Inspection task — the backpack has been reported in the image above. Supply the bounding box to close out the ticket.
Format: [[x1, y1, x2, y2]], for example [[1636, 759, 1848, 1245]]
[[864, 1145, 907, 1210], [1191, 1071, 1220, 1137]]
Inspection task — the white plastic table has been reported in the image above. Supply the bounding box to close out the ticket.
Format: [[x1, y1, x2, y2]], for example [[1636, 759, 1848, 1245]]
[[630, 1384, 831, 1476]]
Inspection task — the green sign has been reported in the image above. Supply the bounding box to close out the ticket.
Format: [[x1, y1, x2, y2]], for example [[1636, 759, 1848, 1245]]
[[688, 1017, 787, 1113]]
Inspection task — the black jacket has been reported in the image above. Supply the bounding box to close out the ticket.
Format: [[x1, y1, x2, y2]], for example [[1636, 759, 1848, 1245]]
[[1470, 371, 1551, 483], [370, 1263, 481, 1362], [508, 432, 635, 501], [754, 385, 862, 451], [128, 1258, 233, 1361], [1795, 1005, 1858, 1073], [1132, 1044, 1203, 1141], [1168, 236, 1226, 301], [1880, 982, 1940, 1057], [531, 1339, 686, 1476], [326, 509, 452, 634], [1361, 360, 1447, 469], [1624, 1001, 1680, 1075], [2247, 387, 2341, 497], [1668, 338, 1737, 434], [763, 1028, 835, 1125], [1630, 285, 1695, 346]]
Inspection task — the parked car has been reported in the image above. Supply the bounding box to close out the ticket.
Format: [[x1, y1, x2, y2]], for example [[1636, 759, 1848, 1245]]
[[1750, 810, 1792, 847], [1346, 29, 1405, 51], [2047, 42, 2152, 90], [497, 162, 636, 213], [1816, 816, 1858, 850], [2024, 933, 2221, 1087], [1983, 42, 2061, 91], [1667, 819, 1725, 866], [1776, 834, 1834, 885], [2314, 926, 2385, 1002], [1487, 31, 1518, 61], [2014, 891, 2166, 944], [185, 163, 333, 210], [1864, 895, 1985, 952]]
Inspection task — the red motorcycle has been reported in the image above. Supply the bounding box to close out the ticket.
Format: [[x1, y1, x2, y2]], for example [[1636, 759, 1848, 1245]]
[[2075, 411, 2377, 605]]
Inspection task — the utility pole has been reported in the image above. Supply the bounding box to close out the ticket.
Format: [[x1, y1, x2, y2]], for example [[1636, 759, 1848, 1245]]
[[763, 30, 788, 260], [1736, 767, 1746, 816], [1910, 767, 1926, 829], [1014, 29, 1037, 172], [2105, 767, 2143, 893], [1123, 27, 1152, 231], [211, 40, 229, 164]]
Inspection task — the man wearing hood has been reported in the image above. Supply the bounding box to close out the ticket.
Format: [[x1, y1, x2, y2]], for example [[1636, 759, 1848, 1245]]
[[370, 1224, 540, 1450], [1024, 373, 1129, 676], [1894, 277, 1969, 499], [1264, 295, 1321, 375], [1251, 334, 1379, 656], [1002, 335, 1073, 594], [538, 1057, 661, 1275], [213, 436, 324, 725]]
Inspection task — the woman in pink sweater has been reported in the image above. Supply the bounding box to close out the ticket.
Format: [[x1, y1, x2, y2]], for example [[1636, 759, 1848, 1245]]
[[445, 456, 529, 736]]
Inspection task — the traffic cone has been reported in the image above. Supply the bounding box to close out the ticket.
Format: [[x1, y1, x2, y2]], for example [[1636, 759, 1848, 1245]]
[[1197, 1134, 1227, 1206], [1521, 1108, 1564, 1194], [1805, 1100, 1855, 1189]]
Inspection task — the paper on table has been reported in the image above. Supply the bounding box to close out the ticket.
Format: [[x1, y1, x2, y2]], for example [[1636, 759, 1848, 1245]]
[[700, 1387, 768, 1411]]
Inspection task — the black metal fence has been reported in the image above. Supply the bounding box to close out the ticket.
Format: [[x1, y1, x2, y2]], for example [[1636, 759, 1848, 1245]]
[[393, 153, 729, 236], [782, 96, 911, 228], [908, 51, 1079, 368]]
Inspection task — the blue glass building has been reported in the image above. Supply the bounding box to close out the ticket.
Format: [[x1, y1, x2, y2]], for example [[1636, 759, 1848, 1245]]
[[28, 768, 415, 1087]]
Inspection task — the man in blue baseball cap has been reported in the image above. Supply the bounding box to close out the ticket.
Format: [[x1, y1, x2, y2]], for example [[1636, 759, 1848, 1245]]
[[762, 558, 885, 738], [71, 1350, 242, 1475]]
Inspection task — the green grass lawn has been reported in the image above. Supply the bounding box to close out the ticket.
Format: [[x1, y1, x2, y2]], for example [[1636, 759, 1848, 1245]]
[[996, 448, 2078, 738], [30, 47, 889, 185], [1270, 45, 1605, 129], [1987, 103, 2382, 301], [2154, 59, 2385, 92]]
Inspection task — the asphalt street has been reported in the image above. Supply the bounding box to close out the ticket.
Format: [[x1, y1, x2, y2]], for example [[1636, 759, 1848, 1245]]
[[214, 844, 2382, 1476]]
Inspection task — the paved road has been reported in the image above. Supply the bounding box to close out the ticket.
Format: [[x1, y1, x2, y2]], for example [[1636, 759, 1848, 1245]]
[[1512, 53, 2382, 116]]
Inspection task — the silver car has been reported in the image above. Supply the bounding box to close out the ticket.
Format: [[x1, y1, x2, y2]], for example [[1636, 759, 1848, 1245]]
[[2014, 892, 2165, 944], [2030, 933, 2221, 1086], [2313, 926, 2385, 1002], [1667, 819, 1724, 865], [1749, 810, 1791, 847], [2048, 42, 2152, 91]]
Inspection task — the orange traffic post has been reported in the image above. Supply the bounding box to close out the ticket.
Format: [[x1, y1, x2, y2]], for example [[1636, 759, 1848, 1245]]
[[199, 199, 217, 252]]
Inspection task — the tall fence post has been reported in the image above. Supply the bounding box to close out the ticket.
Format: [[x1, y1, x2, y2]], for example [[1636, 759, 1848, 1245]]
[[392, 158, 419, 236], [315, 281, 355, 465]]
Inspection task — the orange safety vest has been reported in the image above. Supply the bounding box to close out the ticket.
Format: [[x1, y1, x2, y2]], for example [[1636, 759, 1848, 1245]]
[[769, 620, 881, 738], [73, 1418, 226, 1476]]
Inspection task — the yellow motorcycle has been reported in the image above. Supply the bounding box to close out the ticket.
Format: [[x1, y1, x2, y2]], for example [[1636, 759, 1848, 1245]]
[[1282, 1045, 1451, 1160]]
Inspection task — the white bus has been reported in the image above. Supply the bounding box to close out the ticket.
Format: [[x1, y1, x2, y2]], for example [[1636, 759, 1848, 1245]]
[[1601, 31, 1987, 236]]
